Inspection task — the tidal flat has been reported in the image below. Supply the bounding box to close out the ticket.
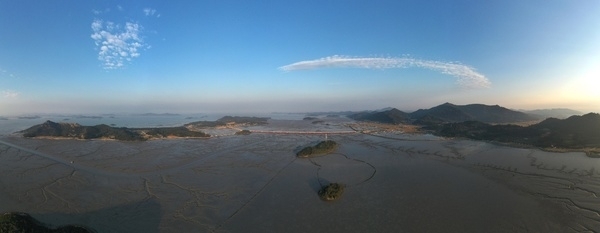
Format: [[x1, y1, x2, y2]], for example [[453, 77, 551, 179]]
[[1, 120, 599, 232]]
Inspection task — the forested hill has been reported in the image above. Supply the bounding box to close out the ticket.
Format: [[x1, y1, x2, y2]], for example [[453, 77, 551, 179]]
[[348, 103, 537, 124], [436, 113, 600, 150], [19, 116, 270, 141], [347, 108, 409, 124], [20, 121, 209, 141], [410, 103, 537, 124]]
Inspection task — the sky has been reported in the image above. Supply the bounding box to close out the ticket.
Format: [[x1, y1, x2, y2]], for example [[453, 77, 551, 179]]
[[1, 0, 599, 115]]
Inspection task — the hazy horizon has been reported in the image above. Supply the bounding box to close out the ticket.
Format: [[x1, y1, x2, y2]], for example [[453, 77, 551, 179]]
[[0, 102, 594, 117], [1, 1, 599, 115]]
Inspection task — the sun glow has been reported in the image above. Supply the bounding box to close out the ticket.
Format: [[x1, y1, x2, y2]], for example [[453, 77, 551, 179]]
[[555, 65, 600, 111]]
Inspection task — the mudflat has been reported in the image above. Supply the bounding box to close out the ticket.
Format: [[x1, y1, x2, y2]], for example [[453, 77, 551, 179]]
[[1, 121, 599, 232]]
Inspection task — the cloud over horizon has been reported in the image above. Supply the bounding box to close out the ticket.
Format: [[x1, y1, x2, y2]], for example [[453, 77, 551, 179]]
[[280, 55, 491, 88], [2, 90, 19, 98], [90, 19, 147, 69]]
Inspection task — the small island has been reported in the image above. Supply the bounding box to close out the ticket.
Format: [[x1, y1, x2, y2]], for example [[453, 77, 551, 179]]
[[303, 117, 319, 121], [318, 183, 345, 201], [235, 130, 252, 135], [0, 212, 93, 233], [20, 120, 209, 141], [18, 116, 272, 141], [185, 116, 269, 128], [296, 140, 338, 158]]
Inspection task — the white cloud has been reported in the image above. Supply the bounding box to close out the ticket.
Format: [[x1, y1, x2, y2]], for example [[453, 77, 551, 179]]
[[90, 19, 146, 69], [92, 7, 111, 15], [2, 90, 19, 98], [0, 68, 19, 80], [143, 8, 157, 16], [279, 55, 491, 88]]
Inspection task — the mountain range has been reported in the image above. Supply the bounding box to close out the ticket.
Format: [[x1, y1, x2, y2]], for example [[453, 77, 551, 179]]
[[347, 108, 409, 124], [437, 113, 600, 150], [348, 103, 540, 124], [348, 103, 599, 152]]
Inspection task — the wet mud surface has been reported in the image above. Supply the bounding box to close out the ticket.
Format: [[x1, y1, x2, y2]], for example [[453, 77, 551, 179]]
[[1, 126, 600, 232]]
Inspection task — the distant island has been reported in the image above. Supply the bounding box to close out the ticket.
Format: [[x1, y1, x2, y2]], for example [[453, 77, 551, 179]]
[[297, 140, 338, 158], [0, 212, 93, 233], [20, 121, 209, 141], [136, 113, 181, 116], [185, 116, 269, 128], [19, 116, 271, 141], [18, 116, 41, 120], [73, 115, 103, 119]]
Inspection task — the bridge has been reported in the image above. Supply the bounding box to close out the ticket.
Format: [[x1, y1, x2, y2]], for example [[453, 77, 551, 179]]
[[249, 130, 356, 135]]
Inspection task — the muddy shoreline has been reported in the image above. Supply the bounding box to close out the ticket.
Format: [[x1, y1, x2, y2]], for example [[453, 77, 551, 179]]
[[1, 127, 600, 232]]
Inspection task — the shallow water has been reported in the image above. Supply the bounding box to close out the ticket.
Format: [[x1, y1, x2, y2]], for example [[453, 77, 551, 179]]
[[1, 122, 599, 232]]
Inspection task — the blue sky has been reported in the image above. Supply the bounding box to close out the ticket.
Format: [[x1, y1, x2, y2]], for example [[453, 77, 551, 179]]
[[1, 0, 599, 115]]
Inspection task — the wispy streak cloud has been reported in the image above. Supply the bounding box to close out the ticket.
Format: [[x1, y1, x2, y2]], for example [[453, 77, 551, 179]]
[[279, 55, 491, 88], [2, 90, 19, 98], [91, 19, 146, 69]]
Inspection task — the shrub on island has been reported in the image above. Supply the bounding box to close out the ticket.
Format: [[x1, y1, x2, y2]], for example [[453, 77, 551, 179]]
[[296, 140, 338, 158], [318, 183, 345, 201], [235, 130, 252, 135]]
